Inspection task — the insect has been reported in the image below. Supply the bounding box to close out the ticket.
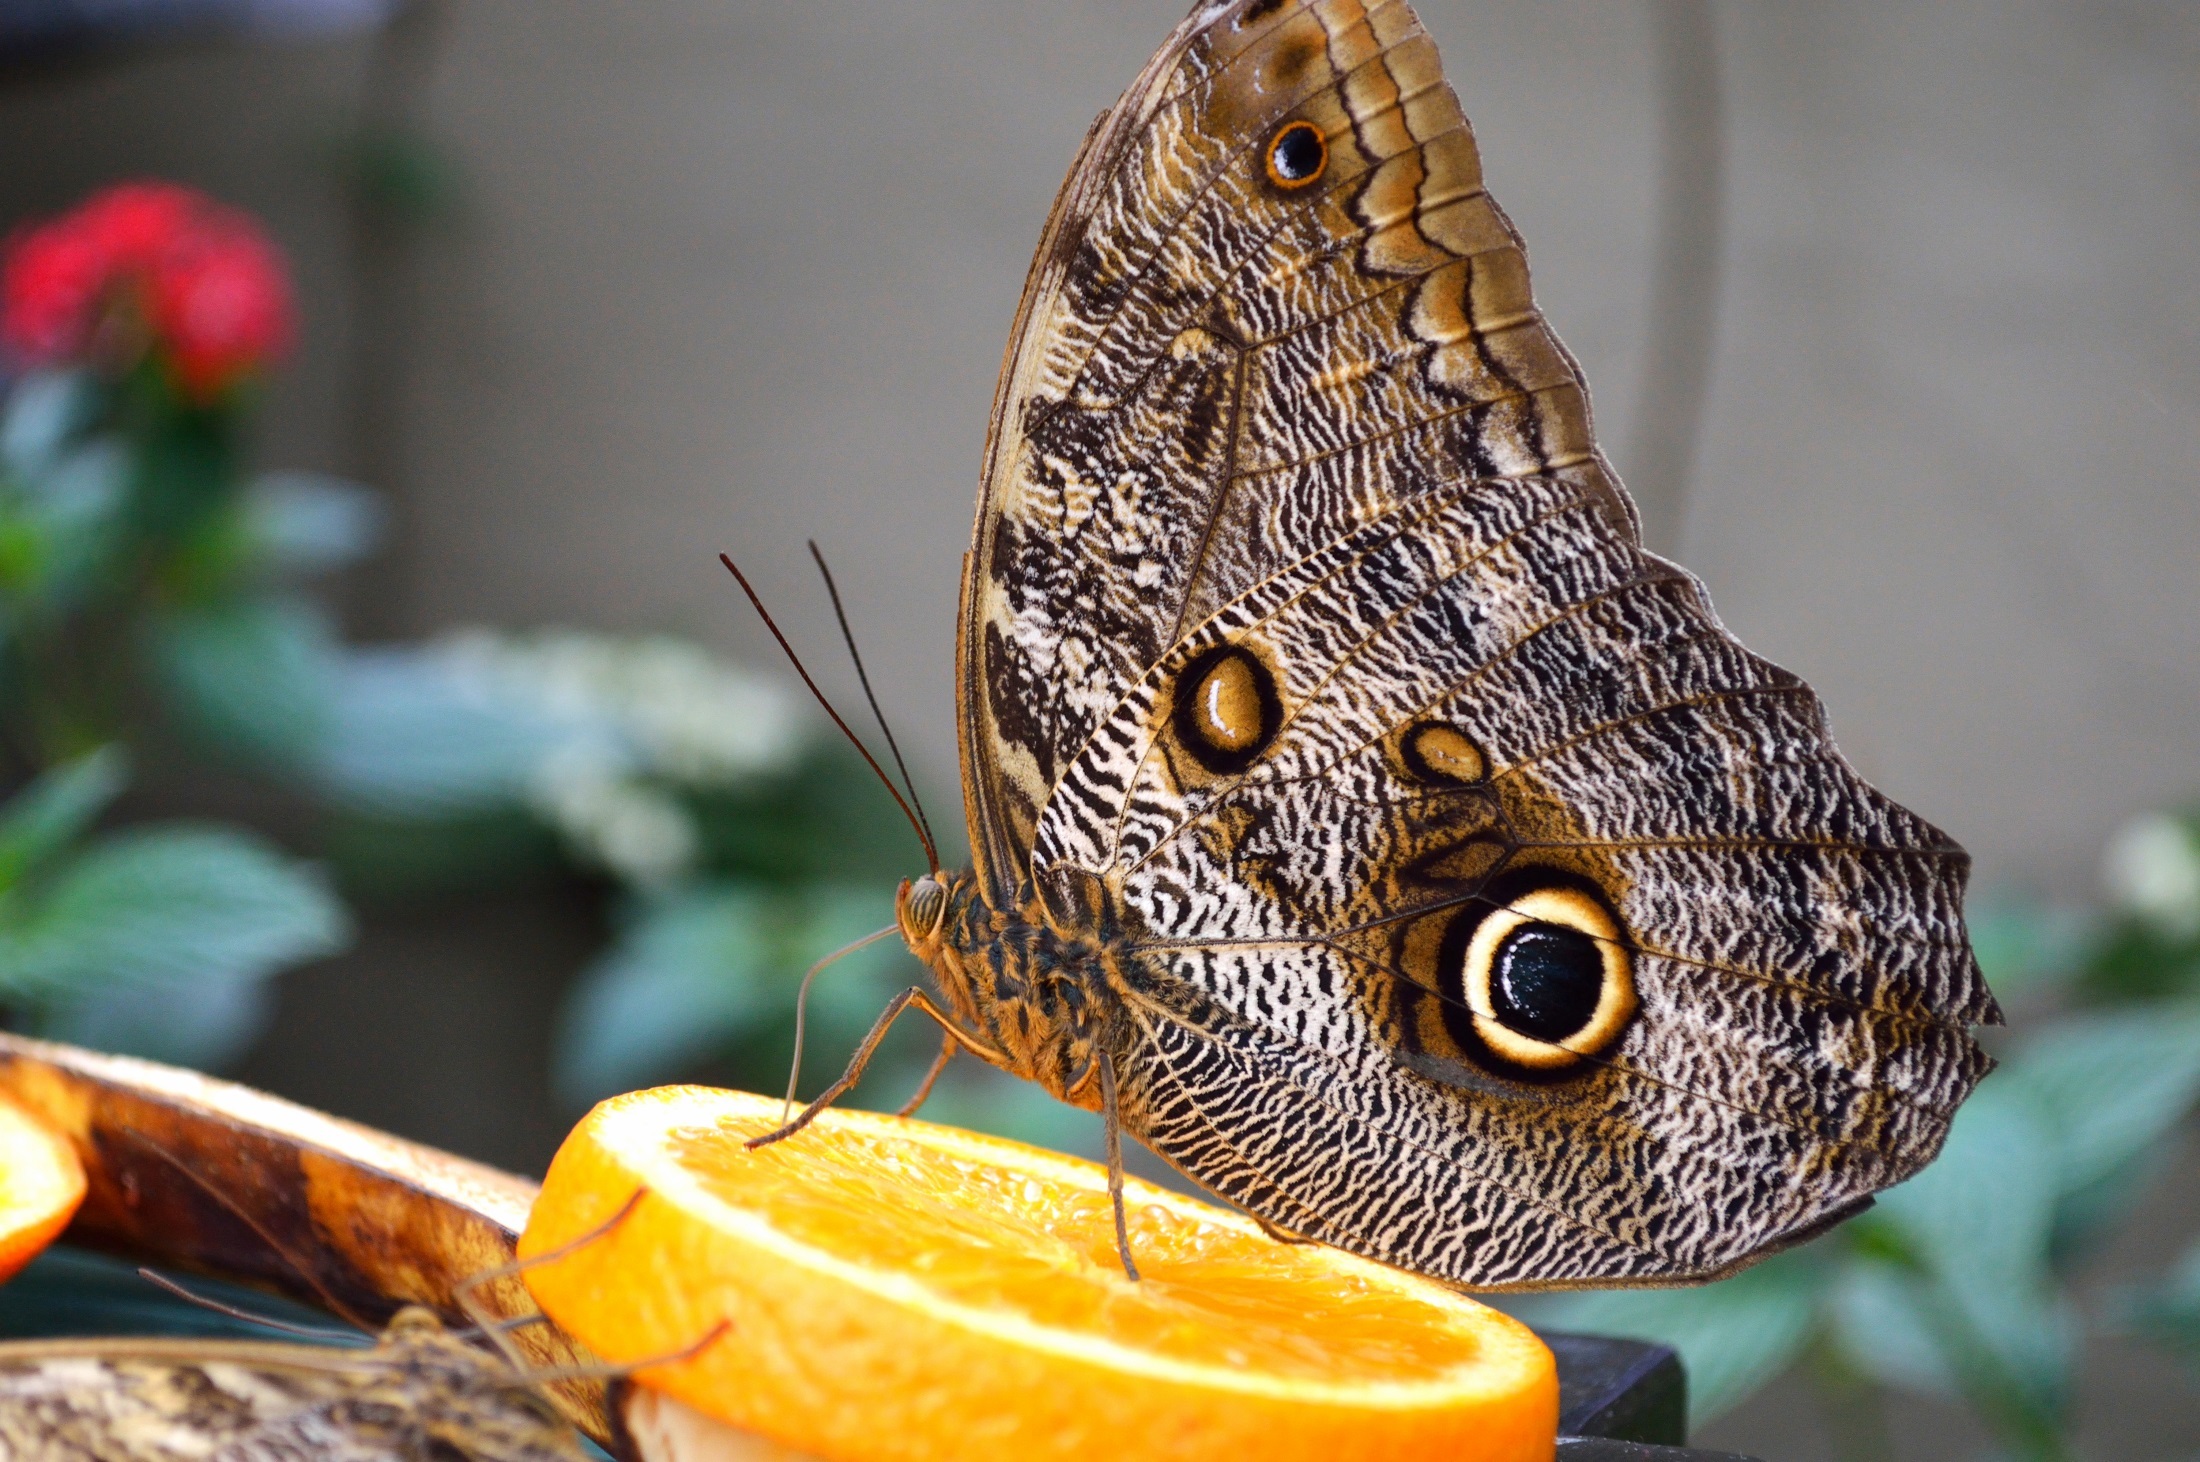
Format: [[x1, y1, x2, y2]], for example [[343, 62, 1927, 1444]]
[[743, 0, 1998, 1290], [0, 1302, 588, 1462], [0, 1116, 688, 1461]]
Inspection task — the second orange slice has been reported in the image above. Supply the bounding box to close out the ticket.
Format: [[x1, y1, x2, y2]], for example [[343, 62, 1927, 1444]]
[[520, 1086, 1556, 1462], [0, 1092, 83, 1284]]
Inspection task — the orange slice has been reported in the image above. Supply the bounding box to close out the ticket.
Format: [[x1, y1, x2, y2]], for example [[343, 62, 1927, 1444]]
[[520, 1086, 1556, 1462], [0, 1092, 84, 1283]]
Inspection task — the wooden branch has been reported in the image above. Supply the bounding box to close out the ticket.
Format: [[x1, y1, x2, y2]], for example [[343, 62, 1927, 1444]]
[[0, 1031, 611, 1443]]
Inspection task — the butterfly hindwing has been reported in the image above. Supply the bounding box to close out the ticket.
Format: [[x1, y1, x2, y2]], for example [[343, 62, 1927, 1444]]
[[0, 1318, 585, 1461], [953, 0, 1995, 1288]]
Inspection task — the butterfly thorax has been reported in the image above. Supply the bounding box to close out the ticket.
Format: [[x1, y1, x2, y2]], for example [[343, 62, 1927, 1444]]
[[897, 872, 1125, 1110], [351, 1309, 584, 1461]]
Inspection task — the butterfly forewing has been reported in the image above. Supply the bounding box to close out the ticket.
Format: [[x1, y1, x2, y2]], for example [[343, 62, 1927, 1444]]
[[940, 0, 1996, 1289]]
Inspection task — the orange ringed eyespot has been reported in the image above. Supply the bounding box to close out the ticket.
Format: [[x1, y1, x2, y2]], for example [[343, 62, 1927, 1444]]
[[1265, 121, 1328, 189]]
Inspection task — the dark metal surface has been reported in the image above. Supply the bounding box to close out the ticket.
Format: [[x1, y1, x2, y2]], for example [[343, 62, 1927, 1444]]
[[1545, 1328, 1764, 1462], [1548, 1329, 1689, 1444], [1558, 1442, 1763, 1462]]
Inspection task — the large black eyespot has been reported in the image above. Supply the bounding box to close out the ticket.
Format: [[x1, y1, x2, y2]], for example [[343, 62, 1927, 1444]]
[[1171, 643, 1282, 775], [1439, 883, 1636, 1076], [1265, 120, 1328, 189], [1489, 924, 1605, 1042]]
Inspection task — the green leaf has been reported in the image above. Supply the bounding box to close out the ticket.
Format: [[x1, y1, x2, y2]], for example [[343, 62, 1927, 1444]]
[[243, 472, 386, 577], [1828, 1257, 1956, 1394], [554, 881, 901, 1109], [1998, 1003, 2200, 1243], [1851, 1079, 2075, 1430], [314, 647, 565, 817], [1966, 892, 2096, 1008], [2074, 918, 2200, 1005], [555, 884, 776, 1107], [0, 747, 127, 891], [0, 372, 98, 478], [1517, 1254, 1825, 1423], [38, 970, 275, 1071], [2122, 1237, 2200, 1366], [0, 437, 128, 613], [1873, 1080, 2057, 1289], [149, 598, 338, 768], [0, 825, 348, 1001]]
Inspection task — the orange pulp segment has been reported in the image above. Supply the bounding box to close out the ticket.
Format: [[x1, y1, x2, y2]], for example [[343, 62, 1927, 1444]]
[[520, 1086, 1556, 1462], [0, 1092, 84, 1283]]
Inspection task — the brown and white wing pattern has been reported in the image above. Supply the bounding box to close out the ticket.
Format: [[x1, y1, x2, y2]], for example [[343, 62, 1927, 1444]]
[[961, 0, 1996, 1287], [0, 1324, 585, 1462], [960, 0, 1627, 900]]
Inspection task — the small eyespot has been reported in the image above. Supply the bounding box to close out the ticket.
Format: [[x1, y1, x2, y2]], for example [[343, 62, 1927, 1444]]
[[1195, 655, 1262, 752], [1171, 643, 1282, 774], [1451, 886, 1635, 1072], [1264, 120, 1328, 189], [1402, 723, 1486, 785]]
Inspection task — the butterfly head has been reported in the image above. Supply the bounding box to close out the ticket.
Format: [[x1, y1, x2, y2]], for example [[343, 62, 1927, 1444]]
[[896, 874, 953, 957]]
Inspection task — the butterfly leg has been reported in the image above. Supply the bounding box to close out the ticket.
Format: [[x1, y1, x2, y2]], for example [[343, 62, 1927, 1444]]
[[895, 1034, 957, 1119], [1096, 1051, 1141, 1283], [750, 986, 1005, 1151]]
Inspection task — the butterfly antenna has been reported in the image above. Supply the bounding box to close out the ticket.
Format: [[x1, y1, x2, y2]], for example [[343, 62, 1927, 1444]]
[[116, 1127, 375, 1333], [808, 540, 938, 867], [781, 924, 899, 1122], [511, 1317, 732, 1386], [720, 552, 939, 871], [136, 1269, 364, 1343], [453, 1187, 649, 1372]]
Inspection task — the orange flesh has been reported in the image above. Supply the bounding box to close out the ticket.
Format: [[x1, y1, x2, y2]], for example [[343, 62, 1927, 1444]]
[[0, 1094, 85, 1283], [523, 1087, 1557, 1462], [672, 1114, 1486, 1381]]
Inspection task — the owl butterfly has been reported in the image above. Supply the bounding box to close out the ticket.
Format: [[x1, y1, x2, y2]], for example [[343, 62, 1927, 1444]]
[[763, 0, 1998, 1290], [0, 1304, 586, 1462], [0, 1112, 683, 1462]]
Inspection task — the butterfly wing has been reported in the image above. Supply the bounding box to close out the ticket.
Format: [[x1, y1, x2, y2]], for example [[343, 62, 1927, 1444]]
[[0, 1339, 369, 1460], [962, 0, 1995, 1286], [0, 1334, 584, 1461]]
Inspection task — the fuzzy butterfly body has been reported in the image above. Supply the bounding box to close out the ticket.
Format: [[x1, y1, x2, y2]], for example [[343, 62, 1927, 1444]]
[[890, 0, 1997, 1291], [0, 1309, 585, 1461]]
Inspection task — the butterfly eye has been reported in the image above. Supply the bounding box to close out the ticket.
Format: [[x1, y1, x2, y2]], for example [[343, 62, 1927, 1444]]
[[1454, 886, 1635, 1072], [1171, 644, 1282, 773], [1264, 120, 1328, 189], [1402, 723, 1486, 785], [900, 876, 950, 941]]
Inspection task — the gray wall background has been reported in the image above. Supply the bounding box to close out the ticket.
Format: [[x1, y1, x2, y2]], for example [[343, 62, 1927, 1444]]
[[5, 0, 2195, 899], [4, 5, 2199, 1458]]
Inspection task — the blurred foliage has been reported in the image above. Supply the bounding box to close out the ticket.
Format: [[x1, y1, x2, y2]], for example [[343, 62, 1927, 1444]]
[[0, 212, 1082, 1145], [1517, 809, 2200, 1461], [0, 364, 353, 1067], [306, 625, 1080, 1146]]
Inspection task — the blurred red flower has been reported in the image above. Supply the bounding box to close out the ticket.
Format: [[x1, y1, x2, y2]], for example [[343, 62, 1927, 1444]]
[[0, 182, 294, 402]]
